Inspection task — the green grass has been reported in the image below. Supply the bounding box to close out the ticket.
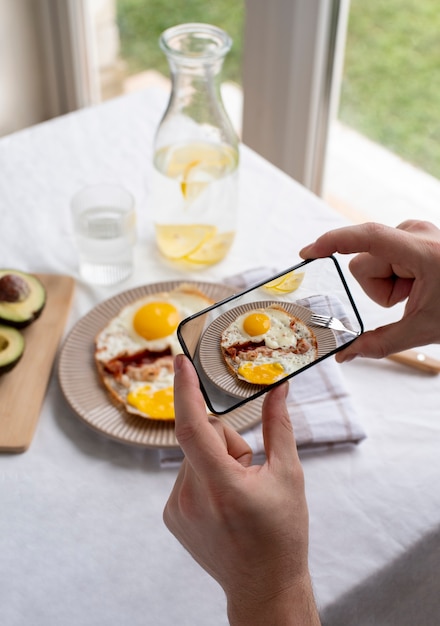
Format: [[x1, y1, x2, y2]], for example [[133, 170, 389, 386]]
[[117, 0, 440, 179], [340, 0, 440, 179], [116, 0, 244, 83]]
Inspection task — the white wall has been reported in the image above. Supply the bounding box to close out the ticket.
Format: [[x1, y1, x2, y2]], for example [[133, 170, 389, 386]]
[[0, 0, 48, 136]]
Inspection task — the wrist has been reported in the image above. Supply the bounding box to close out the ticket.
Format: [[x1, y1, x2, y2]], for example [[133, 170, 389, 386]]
[[226, 574, 320, 626]]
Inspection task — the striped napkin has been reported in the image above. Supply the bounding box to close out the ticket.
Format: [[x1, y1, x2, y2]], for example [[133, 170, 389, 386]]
[[159, 269, 366, 467]]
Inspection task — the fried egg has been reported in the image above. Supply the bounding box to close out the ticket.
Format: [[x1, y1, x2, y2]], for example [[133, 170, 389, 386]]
[[221, 305, 318, 385], [94, 285, 212, 420], [95, 287, 211, 362]]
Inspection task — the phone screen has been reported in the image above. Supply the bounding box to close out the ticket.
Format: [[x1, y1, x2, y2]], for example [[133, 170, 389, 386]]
[[178, 256, 363, 415]]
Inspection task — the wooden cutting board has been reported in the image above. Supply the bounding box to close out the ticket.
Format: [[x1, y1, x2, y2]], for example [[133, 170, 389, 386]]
[[0, 274, 75, 453]]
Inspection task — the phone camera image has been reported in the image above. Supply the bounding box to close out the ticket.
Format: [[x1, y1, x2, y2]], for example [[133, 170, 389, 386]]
[[178, 256, 363, 415]]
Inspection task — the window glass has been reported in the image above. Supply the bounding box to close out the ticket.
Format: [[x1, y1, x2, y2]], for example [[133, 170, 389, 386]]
[[93, 0, 244, 101], [339, 0, 440, 180]]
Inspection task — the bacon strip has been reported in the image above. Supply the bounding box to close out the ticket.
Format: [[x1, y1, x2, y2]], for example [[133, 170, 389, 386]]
[[104, 347, 172, 378], [225, 339, 312, 363]]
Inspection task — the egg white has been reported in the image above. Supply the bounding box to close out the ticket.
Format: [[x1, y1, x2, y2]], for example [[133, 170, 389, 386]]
[[95, 290, 210, 363], [222, 307, 302, 350]]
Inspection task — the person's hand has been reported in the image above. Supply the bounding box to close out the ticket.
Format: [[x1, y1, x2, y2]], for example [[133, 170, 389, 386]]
[[163, 354, 320, 626], [300, 220, 440, 362]]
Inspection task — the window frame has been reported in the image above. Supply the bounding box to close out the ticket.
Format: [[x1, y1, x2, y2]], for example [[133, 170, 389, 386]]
[[242, 0, 350, 195]]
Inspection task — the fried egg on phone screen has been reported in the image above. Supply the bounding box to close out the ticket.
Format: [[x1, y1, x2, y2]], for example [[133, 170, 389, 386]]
[[220, 305, 318, 385]]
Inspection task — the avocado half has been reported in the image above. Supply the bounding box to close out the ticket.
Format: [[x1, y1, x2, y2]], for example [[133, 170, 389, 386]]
[[0, 324, 25, 375], [0, 270, 46, 328]]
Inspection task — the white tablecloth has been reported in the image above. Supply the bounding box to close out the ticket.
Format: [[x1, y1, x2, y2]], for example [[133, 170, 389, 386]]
[[1, 88, 440, 626]]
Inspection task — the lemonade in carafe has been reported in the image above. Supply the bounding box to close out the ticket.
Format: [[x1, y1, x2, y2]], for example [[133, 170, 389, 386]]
[[151, 23, 239, 269]]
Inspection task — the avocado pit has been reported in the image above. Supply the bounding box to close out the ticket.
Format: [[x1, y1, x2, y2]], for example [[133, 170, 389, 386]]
[[0, 273, 31, 303], [0, 270, 46, 328]]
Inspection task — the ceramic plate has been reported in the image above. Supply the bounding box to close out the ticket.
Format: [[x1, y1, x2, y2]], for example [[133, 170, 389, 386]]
[[58, 280, 268, 448]]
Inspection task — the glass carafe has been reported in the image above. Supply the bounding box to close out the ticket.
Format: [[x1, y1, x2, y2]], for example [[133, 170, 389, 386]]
[[151, 23, 239, 269]]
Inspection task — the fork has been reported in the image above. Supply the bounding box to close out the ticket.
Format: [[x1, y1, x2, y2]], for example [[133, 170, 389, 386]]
[[308, 313, 440, 373], [309, 313, 359, 336]]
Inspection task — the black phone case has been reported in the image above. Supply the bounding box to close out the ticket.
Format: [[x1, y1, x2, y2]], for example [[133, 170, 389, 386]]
[[177, 256, 363, 415]]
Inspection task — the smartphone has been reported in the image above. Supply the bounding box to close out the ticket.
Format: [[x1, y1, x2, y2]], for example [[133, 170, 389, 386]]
[[177, 256, 363, 415]]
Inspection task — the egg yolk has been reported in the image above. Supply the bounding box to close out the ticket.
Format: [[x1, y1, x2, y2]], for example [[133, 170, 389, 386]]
[[243, 312, 271, 337], [238, 362, 285, 385], [133, 301, 179, 340], [127, 385, 175, 420]]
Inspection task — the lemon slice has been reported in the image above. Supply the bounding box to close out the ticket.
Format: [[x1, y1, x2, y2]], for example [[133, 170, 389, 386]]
[[155, 224, 217, 259], [184, 231, 235, 265], [180, 159, 210, 202], [261, 270, 305, 294], [181, 160, 198, 196]]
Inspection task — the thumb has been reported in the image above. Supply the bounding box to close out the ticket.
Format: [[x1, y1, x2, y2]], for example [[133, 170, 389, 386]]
[[261, 382, 298, 466], [336, 317, 426, 362]]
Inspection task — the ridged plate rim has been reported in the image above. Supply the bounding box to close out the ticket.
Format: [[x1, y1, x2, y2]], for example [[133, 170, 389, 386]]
[[58, 280, 267, 448]]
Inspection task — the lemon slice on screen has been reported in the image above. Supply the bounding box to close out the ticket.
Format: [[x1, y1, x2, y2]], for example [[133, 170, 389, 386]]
[[155, 224, 217, 259], [184, 231, 235, 265], [261, 270, 305, 294]]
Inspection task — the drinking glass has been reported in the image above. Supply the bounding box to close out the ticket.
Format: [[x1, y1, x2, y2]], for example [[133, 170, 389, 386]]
[[71, 184, 136, 285]]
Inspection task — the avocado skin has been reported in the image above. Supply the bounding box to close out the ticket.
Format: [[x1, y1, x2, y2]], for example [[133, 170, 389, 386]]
[[0, 270, 46, 329], [0, 324, 25, 375], [0, 356, 23, 375]]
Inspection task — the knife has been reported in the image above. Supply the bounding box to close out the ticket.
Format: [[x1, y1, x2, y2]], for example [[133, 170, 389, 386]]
[[387, 349, 440, 375]]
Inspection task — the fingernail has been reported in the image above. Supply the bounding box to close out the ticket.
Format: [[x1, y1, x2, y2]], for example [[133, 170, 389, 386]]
[[337, 353, 358, 364], [174, 353, 185, 372], [278, 380, 289, 397]]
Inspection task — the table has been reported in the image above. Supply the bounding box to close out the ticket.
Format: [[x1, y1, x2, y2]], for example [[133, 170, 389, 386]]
[[1, 87, 440, 626]]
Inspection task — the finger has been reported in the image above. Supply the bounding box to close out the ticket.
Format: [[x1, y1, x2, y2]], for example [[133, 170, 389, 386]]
[[335, 316, 431, 362], [260, 382, 298, 467], [209, 416, 254, 467], [300, 222, 421, 266], [397, 219, 440, 238], [173, 355, 240, 475], [349, 253, 414, 306]]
